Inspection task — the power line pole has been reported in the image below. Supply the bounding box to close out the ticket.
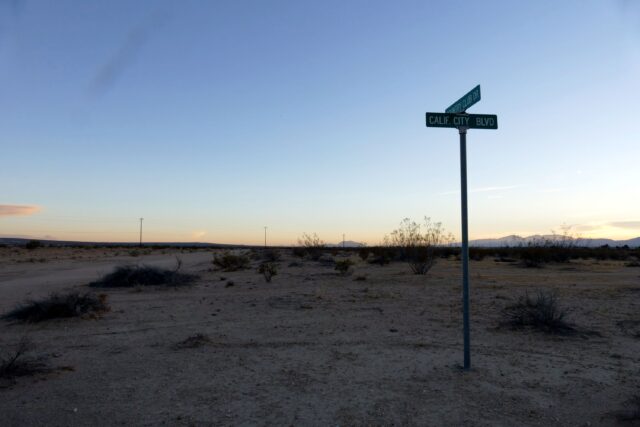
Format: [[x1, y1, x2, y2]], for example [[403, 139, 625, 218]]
[[342, 233, 345, 249], [264, 226, 267, 248], [139, 218, 144, 247]]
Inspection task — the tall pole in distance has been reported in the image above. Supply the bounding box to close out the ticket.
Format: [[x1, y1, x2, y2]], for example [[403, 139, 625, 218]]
[[459, 127, 470, 371], [139, 218, 144, 247], [342, 234, 345, 249], [264, 226, 267, 248]]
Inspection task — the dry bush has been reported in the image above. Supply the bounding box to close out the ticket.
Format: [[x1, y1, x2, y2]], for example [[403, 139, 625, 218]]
[[90, 263, 197, 287], [334, 259, 354, 276], [297, 233, 325, 260], [358, 247, 370, 261], [384, 217, 452, 275], [501, 291, 575, 334], [258, 262, 278, 282], [3, 292, 110, 323], [0, 337, 49, 381], [261, 249, 281, 262], [212, 252, 251, 272]]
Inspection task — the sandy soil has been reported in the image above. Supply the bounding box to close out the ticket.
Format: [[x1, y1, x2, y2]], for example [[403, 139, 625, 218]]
[[0, 247, 639, 426]]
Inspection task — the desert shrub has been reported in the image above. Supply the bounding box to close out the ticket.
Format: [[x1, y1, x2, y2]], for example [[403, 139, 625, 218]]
[[335, 259, 354, 276], [297, 233, 325, 260], [358, 247, 370, 261], [212, 252, 250, 272], [625, 259, 640, 268], [291, 247, 306, 258], [128, 249, 140, 257], [261, 248, 281, 262], [0, 337, 49, 380], [258, 262, 278, 282], [384, 217, 452, 275], [501, 291, 574, 334], [368, 246, 394, 265], [90, 264, 197, 287], [25, 240, 42, 250], [3, 292, 110, 323]]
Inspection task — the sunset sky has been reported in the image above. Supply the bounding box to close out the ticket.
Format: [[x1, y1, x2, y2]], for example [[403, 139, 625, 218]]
[[1, 0, 639, 245]]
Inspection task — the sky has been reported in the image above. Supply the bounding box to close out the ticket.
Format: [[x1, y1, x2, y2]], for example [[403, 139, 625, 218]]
[[1, 0, 639, 245]]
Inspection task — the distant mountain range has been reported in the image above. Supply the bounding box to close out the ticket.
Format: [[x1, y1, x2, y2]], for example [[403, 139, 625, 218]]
[[467, 234, 640, 248], [1, 235, 639, 248]]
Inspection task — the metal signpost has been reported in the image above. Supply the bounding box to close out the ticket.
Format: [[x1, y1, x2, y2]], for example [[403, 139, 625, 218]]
[[425, 85, 498, 371]]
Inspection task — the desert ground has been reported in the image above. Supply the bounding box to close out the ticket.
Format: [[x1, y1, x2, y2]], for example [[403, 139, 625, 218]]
[[0, 246, 639, 426]]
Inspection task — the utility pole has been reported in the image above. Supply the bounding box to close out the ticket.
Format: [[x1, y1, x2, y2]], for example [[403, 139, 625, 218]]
[[342, 233, 345, 249], [264, 226, 267, 248], [139, 218, 144, 247]]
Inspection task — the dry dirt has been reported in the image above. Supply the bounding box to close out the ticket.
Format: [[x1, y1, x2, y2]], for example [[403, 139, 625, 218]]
[[0, 247, 639, 426]]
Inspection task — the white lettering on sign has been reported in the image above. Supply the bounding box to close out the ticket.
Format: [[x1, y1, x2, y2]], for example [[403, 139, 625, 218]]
[[429, 115, 449, 125], [453, 116, 470, 127], [475, 117, 495, 127]]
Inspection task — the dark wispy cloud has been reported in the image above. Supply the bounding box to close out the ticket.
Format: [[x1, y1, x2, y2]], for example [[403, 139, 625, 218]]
[[0, 204, 40, 217], [88, 12, 168, 96]]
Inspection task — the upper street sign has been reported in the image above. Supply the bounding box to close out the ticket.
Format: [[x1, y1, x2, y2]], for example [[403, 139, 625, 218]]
[[425, 112, 498, 129], [445, 85, 481, 113]]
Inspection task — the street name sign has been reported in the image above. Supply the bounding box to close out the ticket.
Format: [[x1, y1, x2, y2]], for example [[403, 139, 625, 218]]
[[425, 112, 498, 129], [445, 84, 481, 113]]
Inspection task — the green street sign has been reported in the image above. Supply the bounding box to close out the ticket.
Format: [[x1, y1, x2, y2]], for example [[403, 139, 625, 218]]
[[445, 85, 481, 113], [425, 112, 498, 129]]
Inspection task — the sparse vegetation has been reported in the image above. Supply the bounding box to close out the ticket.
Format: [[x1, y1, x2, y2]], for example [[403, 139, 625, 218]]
[[212, 252, 250, 272], [258, 262, 278, 282], [358, 247, 370, 261], [335, 259, 354, 276], [262, 248, 281, 262], [0, 337, 49, 381], [297, 233, 325, 260], [501, 291, 575, 334], [25, 240, 42, 250], [385, 217, 452, 275], [3, 292, 110, 323], [89, 264, 197, 287]]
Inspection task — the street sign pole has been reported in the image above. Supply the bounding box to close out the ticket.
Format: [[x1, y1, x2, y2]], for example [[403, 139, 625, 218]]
[[459, 127, 470, 371], [425, 84, 497, 372]]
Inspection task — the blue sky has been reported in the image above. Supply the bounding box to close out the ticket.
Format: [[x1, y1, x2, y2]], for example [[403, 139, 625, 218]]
[[1, 0, 639, 244]]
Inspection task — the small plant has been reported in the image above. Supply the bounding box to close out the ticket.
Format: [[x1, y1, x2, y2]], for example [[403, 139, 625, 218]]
[[501, 291, 575, 334], [0, 337, 49, 381], [212, 252, 250, 272], [89, 264, 197, 288], [3, 292, 110, 323], [25, 240, 42, 250], [128, 249, 140, 257], [258, 262, 278, 282], [334, 259, 354, 276], [358, 247, 370, 261]]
